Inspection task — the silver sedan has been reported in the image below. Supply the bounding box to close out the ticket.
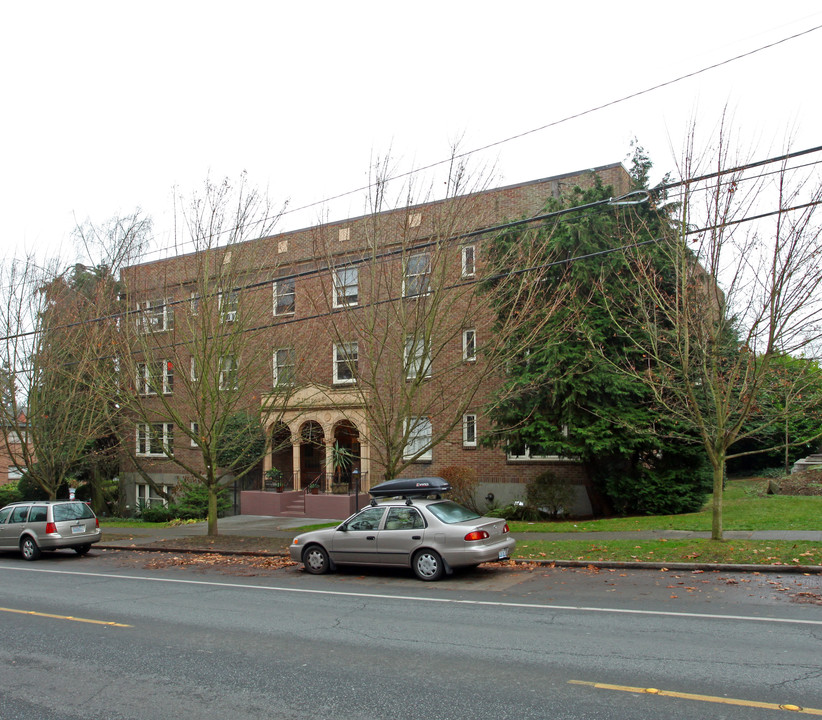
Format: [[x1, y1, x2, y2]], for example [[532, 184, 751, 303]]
[[290, 498, 515, 581]]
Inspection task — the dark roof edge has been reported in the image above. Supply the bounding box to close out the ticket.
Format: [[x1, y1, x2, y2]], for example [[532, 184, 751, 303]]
[[125, 161, 627, 271]]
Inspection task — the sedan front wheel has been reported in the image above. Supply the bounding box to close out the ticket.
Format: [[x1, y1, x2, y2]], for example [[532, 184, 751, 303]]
[[303, 545, 330, 575]]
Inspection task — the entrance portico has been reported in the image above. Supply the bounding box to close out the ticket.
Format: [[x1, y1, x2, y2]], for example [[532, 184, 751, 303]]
[[262, 384, 371, 492]]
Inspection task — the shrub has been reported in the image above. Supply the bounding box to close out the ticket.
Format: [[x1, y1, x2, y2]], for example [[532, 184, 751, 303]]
[[173, 481, 231, 520], [485, 502, 526, 521], [137, 500, 175, 523], [17, 473, 63, 501], [0, 482, 22, 505], [440, 466, 479, 511], [597, 449, 711, 516], [525, 471, 575, 519]]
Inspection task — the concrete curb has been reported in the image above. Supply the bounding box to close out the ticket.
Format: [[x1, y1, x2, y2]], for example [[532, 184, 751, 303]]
[[97, 544, 822, 574], [513, 559, 822, 574], [98, 544, 288, 558]]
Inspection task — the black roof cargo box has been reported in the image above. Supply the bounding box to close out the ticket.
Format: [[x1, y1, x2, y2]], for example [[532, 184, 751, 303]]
[[369, 477, 451, 498]]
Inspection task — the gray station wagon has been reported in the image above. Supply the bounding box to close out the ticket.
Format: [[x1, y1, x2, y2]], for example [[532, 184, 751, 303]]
[[0, 500, 102, 560]]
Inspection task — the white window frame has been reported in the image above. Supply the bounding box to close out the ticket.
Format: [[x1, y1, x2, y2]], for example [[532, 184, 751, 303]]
[[333, 266, 359, 307], [463, 413, 477, 448], [137, 298, 174, 333], [219, 289, 239, 323], [136, 360, 173, 395], [273, 277, 296, 316], [219, 355, 239, 391], [136, 482, 169, 507], [506, 446, 560, 461], [405, 335, 432, 380], [189, 291, 199, 315], [461, 245, 476, 278], [273, 347, 295, 386], [190, 421, 199, 448], [333, 342, 358, 385], [463, 329, 477, 362], [136, 423, 174, 457], [403, 417, 432, 461], [190, 356, 198, 382], [404, 252, 431, 297]]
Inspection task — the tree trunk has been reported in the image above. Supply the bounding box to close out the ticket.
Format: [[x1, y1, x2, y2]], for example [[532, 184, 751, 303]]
[[207, 485, 218, 536], [711, 458, 724, 541]]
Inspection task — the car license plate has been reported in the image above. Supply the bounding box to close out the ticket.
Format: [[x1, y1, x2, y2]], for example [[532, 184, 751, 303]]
[[71, 525, 85, 534], [498, 548, 509, 560]]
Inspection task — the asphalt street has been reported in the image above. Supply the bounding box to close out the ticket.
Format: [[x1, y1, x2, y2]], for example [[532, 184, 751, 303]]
[[0, 549, 820, 719]]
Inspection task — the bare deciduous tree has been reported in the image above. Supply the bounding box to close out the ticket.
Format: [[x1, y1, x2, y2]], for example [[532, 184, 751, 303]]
[[114, 177, 294, 534], [609, 119, 822, 539], [0, 213, 150, 503], [308, 155, 570, 480]]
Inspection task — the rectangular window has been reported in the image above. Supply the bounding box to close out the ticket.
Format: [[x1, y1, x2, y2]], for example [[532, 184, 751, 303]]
[[404, 252, 430, 297], [463, 329, 477, 362], [405, 335, 432, 380], [136, 423, 174, 457], [136, 360, 173, 395], [273, 277, 296, 316], [403, 417, 432, 461], [507, 446, 557, 461], [189, 291, 199, 315], [333, 342, 358, 384], [219, 290, 239, 323], [273, 347, 295, 386], [461, 245, 476, 277], [136, 482, 169, 507], [463, 413, 477, 447], [190, 421, 199, 448], [190, 356, 198, 382], [333, 267, 359, 307], [219, 355, 239, 391], [138, 298, 174, 333]]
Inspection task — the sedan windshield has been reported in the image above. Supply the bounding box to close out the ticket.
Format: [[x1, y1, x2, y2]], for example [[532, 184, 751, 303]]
[[426, 501, 481, 524]]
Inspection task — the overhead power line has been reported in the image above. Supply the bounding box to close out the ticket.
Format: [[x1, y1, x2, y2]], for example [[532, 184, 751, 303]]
[[1, 144, 821, 360], [135, 22, 822, 261]]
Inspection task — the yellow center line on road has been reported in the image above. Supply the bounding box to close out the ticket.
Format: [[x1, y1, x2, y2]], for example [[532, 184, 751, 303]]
[[0, 606, 131, 628], [569, 680, 822, 715]]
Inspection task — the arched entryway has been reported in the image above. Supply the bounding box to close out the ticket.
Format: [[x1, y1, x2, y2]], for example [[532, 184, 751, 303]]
[[299, 421, 325, 490], [269, 422, 293, 490], [331, 420, 361, 492]]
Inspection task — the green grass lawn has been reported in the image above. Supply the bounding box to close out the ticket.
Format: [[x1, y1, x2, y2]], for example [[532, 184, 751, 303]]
[[515, 538, 821, 566], [506, 479, 822, 566], [508, 479, 822, 534]]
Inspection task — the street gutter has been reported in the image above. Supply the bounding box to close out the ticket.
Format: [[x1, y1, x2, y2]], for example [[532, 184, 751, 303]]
[[97, 544, 822, 574]]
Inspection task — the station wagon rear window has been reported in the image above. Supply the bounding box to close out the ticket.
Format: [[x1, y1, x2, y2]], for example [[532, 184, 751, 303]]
[[53, 503, 95, 522]]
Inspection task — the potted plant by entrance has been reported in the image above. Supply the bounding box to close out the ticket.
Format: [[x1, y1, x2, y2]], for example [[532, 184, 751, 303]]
[[308, 478, 320, 495], [331, 442, 356, 494], [265, 468, 284, 493]]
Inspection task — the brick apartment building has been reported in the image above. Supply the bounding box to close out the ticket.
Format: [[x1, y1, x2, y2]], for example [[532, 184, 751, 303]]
[[120, 163, 631, 517]]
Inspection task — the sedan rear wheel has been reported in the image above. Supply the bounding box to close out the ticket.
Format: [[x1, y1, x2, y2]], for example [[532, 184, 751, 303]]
[[412, 549, 444, 581], [74, 544, 92, 555], [303, 545, 330, 575], [20, 536, 41, 561]]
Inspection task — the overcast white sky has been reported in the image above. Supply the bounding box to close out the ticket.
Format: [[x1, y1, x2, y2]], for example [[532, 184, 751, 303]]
[[2, 2, 821, 264]]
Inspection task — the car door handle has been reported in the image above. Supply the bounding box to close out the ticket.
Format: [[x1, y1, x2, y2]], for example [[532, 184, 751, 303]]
[[366, 536, 375, 541], [412, 535, 421, 540]]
